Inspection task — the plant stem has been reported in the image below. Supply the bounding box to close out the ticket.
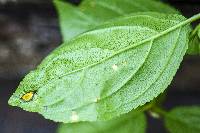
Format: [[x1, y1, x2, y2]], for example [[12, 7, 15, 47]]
[[187, 13, 200, 24]]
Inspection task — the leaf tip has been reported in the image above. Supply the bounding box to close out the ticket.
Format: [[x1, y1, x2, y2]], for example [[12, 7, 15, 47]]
[[8, 94, 19, 107]]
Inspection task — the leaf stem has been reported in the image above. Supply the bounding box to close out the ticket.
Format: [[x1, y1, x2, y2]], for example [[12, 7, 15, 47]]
[[187, 13, 200, 24]]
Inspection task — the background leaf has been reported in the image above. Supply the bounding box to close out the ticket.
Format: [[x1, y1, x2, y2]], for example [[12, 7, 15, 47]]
[[198, 27, 200, 38], [165, 106, 200, 133], [54, 0, 179, 41], [187, 24, 200, 55], [54, 0, 97, 41], [57, 112, 146, 133], [8, 12, 191, 123]]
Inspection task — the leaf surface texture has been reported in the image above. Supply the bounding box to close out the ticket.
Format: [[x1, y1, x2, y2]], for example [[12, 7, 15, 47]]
[[9, 12, 191, 123], [54, 0, 179, 41]]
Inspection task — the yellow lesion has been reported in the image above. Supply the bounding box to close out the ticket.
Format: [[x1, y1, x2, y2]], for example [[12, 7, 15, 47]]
[[21, 92, 34, 102]]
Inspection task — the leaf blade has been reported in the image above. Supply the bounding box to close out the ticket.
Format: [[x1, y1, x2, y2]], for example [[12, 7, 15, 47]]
[[165, 106, 200, 133], [54, 0, 179, 41], [8, 13, 191, 123], [53, 0, 96, 41], [57, 112, 146, 133], [187, 24, 200, 55]]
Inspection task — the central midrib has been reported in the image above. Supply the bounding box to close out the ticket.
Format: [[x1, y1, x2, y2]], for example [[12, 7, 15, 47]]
[[41, 14, 180, 71], [49, 17, 189, 79]]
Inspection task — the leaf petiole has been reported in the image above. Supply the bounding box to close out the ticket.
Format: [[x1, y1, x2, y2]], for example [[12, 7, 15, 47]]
[[187, 13, 200, 24]]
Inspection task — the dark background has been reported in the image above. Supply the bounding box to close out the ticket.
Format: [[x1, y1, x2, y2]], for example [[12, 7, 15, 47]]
[[0, 0, 199, 133]]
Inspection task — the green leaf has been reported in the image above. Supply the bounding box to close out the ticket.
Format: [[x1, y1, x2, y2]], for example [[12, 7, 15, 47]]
[[198, 27, 200, 38], [57, 112, 146, 133], [8, 12, 194, 123], [54, 0, 97, 41], [187, 24, 200, 55], [165, 106, 200, 133], [54, 0, 179, 41]]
